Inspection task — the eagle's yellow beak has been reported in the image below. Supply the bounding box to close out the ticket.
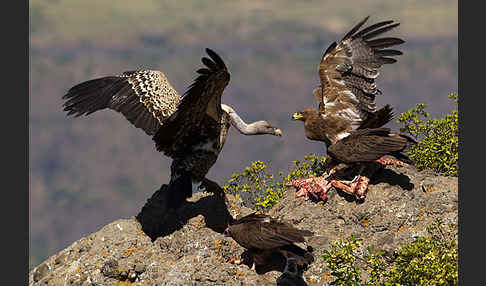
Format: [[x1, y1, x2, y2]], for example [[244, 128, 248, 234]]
[[292, 112, 304, 120]]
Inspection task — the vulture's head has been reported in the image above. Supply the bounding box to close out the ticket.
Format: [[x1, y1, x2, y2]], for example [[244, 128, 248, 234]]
[[292, 108, 319, 122], [223, 227, 232, 237], [250, 121, 283, 137]]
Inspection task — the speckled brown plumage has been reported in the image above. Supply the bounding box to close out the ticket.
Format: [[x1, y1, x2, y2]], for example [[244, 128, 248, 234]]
[[295, 16, 404, 146], [63, 49, 231, 209], [291, 17, 408, 202], [63, 48, 281, 209], [316, 16, 404, 118], [63, 70, 181, 136]]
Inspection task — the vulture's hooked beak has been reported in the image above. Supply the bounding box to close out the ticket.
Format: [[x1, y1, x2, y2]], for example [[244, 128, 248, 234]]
[[292, 112, 304, 121], [223, 227, 230, 237]]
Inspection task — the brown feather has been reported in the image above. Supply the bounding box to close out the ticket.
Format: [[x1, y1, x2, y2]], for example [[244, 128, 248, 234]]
[[327, 128, 416, 164], [228, 213, 313, 250], [359, 104, 394, 129], [294, 17, 405, 159], [227, 213, 314, 272], [153, 48, 230, 156], [314, 16, 404, 134], [62, 70, 181, 136]]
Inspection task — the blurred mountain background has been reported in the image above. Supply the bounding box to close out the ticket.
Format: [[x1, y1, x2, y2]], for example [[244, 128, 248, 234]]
[[29, 0, 457, 269]]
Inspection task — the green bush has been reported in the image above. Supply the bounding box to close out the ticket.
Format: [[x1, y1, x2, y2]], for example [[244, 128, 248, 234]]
[[222, 154, 327, 209], [322, 218, 458, 286], [322, 235, 365, 286], [397, 93, 458, 176]]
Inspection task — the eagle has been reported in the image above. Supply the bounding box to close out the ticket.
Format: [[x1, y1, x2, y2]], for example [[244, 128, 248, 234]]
[[289, 16, 414, 201], [224, 212, 314, 274], [62, 48, 282, 209]]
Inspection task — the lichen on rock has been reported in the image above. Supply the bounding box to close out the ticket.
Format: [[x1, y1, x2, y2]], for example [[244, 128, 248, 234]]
[[29, 164, 457, 286]]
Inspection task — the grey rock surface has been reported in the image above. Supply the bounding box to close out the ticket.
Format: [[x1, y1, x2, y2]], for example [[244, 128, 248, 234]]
[[29, 164, 457, 285]]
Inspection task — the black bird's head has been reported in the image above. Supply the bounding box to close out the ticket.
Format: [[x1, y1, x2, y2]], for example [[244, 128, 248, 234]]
[[223, 227, 231, 237]]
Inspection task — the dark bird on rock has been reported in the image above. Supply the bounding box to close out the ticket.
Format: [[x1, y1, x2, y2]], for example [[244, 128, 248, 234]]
[[324, 128, 417, 199], [289, 16, 412, 201], [276, 257, 308, 286], [62, 48, 282, 209], [224, 213, 314, 274]]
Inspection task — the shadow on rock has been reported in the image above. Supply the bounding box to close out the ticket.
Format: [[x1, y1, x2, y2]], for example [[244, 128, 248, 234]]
[[136, 178, 234, 241], [326, 164, 414, 203], [239, 246, 314, 276], [371, 167, 414, 191], [240, 250, 287, 275]]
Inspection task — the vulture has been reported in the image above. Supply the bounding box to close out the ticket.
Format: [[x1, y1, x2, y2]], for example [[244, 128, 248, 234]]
[[289, 16, 415, 201], [224, 213, 314, 274], [62, 48, 282, 209]]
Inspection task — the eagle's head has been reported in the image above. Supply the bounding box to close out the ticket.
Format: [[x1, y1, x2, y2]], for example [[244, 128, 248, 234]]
[[292, 108, 318, 122]]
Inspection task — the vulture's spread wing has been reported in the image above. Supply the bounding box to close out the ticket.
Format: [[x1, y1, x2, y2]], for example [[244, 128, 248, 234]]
[[315, 16, 404, 130], [62, 70, 181, 136], [153, 48, 230, 153]]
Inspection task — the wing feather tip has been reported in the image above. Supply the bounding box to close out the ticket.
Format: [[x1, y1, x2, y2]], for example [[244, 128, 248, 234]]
[[205, 48, 227, 69]]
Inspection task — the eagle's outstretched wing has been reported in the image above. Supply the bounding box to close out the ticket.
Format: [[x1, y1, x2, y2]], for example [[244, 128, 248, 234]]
[[62, 70, 181, 136], [314, 16, 404, 130], [153, 48, 230, 153]]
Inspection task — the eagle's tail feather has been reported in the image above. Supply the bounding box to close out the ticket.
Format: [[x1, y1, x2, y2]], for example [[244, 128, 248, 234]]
[[389, 133, 418, 164], [390, 151, 413, 165]]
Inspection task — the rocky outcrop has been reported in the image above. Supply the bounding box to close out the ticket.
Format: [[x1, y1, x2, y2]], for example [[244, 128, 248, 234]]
[[29, 164, 457, 285]]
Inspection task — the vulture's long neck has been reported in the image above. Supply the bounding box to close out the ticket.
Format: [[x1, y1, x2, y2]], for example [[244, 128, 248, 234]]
[[221, 104, 268, 135]]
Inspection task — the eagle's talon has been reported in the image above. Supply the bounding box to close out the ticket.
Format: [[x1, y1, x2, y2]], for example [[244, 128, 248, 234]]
[[376, 157, 409, 167]]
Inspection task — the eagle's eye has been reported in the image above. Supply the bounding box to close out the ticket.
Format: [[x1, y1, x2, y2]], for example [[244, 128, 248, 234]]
[[292, 112, 304, 121]]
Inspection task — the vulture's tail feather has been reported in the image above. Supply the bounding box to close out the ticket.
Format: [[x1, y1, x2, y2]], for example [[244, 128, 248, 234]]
[[167, 173, 192, 209]]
